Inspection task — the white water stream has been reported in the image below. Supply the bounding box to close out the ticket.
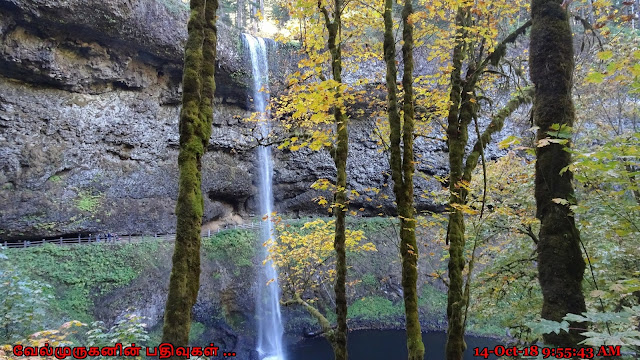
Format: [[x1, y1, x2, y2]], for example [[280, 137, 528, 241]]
[[243, 33, 285, 360]]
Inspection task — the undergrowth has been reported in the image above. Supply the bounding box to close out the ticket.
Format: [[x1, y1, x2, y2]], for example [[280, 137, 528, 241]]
[[203, 229, 256, 268], [6, 241, 168, 322], [349, 296, 404, 324]]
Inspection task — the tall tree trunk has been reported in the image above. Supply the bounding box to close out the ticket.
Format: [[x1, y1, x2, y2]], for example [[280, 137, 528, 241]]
[[319, 1, 348, 359], [236, 0, 245, 29], [382, 0, 425, 359], [162, 0, 217, 350], [442, 8, 532, 360], [445, 7, 472, 360], [400, 0, 423, 357], [530, 0, 587, 348]]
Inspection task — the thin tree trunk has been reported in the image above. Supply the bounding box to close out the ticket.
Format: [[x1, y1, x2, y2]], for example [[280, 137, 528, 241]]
[[530, 0, 587, 348], [443, 8, 532, 360], [236, 0, 245, 29], [445, 7, 472, 360], [400, 0, 424, 356], [319, 1, 348, 358], [162, 0, 217, 350], [382, 0, 425, 358]]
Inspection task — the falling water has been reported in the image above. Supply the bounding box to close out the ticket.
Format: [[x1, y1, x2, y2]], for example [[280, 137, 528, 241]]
[[243, 33, 285, 360]]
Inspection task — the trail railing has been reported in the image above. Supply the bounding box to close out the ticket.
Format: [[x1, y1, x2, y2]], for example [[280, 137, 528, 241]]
[[1, 221, 263, 249]]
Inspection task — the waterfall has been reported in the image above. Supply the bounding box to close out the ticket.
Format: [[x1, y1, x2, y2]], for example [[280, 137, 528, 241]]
[[243, 33, 285, 360]]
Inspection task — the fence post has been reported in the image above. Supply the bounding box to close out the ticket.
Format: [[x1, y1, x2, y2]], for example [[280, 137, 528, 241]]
[[208, 229, 211, 237], [3, 241, 6, 248]]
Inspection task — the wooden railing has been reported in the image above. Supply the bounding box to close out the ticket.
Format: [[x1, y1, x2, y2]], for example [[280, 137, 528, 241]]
[[1, 221, 263, 249]]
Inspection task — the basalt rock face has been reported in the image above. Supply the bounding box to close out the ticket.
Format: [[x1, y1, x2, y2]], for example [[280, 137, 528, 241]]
[[0, 0, 445, 241], [0, 0, 255, 240], [0, 0, 251, 100]]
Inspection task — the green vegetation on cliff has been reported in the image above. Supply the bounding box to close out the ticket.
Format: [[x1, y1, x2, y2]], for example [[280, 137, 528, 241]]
[[0, 219, 455, 345], [1, 229, 257, 333]]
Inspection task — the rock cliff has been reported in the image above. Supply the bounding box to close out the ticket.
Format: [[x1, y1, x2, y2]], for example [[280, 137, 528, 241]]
[[0, 0, 445, 241]]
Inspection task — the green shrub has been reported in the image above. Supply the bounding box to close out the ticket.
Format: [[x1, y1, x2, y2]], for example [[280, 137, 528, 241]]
[[6, 241, 169, 323], [360, 273, 378, 290], [203, 229, 256, 268], [86, 313, 150, 359], [348, 296, 403, 322], [418, 283, 447, 315], [348, 217, 396, 236], [189, 321, 206, 344], [159, 0, 189, 16], [0, 252, 54, 343]]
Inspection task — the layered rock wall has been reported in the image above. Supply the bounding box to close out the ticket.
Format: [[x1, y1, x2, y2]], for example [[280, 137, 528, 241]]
[[0, 0, 445, 241]]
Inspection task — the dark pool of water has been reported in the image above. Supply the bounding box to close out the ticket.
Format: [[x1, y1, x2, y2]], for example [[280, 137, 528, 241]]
[[287, 329, 500, 360]]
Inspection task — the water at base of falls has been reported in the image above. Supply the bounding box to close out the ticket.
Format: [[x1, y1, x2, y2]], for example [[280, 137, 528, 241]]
[[243, 33, 286, 360]]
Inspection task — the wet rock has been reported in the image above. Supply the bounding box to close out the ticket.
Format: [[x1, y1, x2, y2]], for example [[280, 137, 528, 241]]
[[0, 0, 446, 241]]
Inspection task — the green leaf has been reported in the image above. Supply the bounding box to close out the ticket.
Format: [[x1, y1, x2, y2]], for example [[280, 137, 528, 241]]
[[551, 198, 569, 205], [586, 71, 605, 84], [596, 50, 614, 60], [528, 319, 570, 335], [564, 313, 589, 322], [498, 135, 521, 149]]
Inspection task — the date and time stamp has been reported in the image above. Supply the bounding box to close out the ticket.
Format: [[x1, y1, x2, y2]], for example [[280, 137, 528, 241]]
[[4, 342, 625, 359], [473, 344, 622, 359]]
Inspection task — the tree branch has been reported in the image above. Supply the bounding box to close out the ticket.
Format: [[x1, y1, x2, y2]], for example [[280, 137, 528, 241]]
[[517, 224, 539, 245], [463, 86, 534, 181], [318, 0, 332, 28], [282, 293, 335, 337], [479, 19, 532, 73]]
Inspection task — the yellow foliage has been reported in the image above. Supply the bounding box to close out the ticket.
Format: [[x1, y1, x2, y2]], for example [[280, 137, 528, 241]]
[[0, 321, 85, 360], [266, 219, 376, 300]]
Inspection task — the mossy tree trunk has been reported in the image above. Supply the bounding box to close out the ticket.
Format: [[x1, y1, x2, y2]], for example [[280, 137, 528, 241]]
[[162, 0, 217, 350], [283, 293, 340, 355], [444, 8, 532, 359], [445, 8, 473, 360], [530, 0, 587, 347], [382, 0, 425, 359], [319, 1, 348, 359]]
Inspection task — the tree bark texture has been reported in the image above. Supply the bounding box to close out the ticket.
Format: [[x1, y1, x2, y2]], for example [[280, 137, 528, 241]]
[[382, 0, 425, 358], [445, 7, 472, 360], [162, 0, 217, 351], [530, 0, 587, 347], [443, 8, 533, 359], [319, 1, 348, 358]]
